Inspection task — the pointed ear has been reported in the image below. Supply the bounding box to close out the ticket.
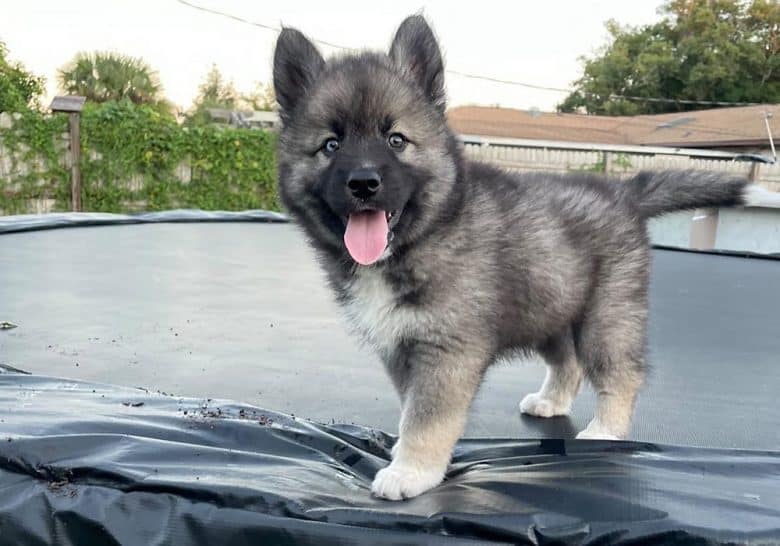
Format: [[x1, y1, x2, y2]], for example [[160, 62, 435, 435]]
[[273, 28, 324, 119], [389, 15, 446, 111]]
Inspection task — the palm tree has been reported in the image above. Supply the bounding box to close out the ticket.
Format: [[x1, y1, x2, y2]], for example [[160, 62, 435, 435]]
[[58, 51, 164, 106]]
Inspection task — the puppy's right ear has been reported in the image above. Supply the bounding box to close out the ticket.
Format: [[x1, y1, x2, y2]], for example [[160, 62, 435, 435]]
[[273, 28, 324, 119]]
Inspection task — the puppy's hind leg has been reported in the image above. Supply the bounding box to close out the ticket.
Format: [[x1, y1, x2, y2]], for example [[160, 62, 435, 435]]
[[575, 251, 649, 440], [520, 328, 583, 418], [576, 347, 644, 441]]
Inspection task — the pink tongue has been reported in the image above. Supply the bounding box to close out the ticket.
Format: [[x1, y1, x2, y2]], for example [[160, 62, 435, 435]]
[[344, 210, 388, 265]]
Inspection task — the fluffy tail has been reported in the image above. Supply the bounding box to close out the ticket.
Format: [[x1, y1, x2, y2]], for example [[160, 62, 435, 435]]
[[620, 170, 748, 219]]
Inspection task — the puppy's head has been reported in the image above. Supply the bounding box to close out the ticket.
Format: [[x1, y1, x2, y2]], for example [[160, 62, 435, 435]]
[[273, 15, 459, 266]]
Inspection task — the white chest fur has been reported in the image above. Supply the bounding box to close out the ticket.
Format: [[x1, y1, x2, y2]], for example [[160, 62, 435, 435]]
[[343, 268, 426, 354]]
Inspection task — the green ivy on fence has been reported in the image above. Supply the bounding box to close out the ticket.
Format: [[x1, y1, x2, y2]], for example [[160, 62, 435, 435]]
[[0, 110, 68, 214], [0, 100, 279, 214]]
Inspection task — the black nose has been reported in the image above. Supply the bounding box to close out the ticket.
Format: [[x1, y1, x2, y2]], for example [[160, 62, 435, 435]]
[[347, 169, 381, 200]]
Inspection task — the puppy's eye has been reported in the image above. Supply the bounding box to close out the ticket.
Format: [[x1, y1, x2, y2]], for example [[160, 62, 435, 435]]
[[321, 138, 340, 156], [388, 133, 407, 150]]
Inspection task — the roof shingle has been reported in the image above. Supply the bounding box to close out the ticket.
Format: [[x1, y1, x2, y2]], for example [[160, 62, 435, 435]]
[[447, 104, 780, 148]]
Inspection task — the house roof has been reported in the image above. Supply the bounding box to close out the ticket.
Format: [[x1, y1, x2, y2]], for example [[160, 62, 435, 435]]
[[630, 105, 780, 147], [447, 104, 780, 148]]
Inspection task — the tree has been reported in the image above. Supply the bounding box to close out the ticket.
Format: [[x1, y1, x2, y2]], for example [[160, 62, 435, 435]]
[[186, 66, 275, 126], [185, 65, 239, 126], [58, 51, 167, 109], [193, 65, 239, 110], [0, 40, 44, 112], [238, 82, 276, 112], [558, 0, 780, 115]]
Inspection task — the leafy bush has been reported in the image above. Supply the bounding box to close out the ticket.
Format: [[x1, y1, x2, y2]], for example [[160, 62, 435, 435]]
[[0, 100, 279, 214], [0, 41, 45, 112]]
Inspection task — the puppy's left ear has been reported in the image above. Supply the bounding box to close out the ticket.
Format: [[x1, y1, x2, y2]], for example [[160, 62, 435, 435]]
[[390, 15, 446, 111]]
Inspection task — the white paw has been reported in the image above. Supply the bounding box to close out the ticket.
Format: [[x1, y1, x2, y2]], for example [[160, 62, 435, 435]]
[[576, 419, 622, 440], [371, 462, 445, 500], [576, 429, 619, 440], [519, 392, 571, 417]]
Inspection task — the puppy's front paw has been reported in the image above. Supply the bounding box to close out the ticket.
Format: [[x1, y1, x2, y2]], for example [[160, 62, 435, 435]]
[[519, 392, 571, 417], [371, 462, 445, 500]]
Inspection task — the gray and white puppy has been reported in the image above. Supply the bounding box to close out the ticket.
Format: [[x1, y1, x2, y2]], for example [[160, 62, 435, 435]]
[[272, 15, 748, 500]]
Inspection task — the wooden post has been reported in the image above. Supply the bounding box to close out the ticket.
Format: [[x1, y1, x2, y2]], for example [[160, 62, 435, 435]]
[[49, 96, 86, 213], [68, 112, 81, 212], [748, 161, 760, 182], [689, 207, 719, 250]]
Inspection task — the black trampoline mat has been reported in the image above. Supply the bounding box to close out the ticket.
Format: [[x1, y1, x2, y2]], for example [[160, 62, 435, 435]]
[[1, 221, 779, 449]]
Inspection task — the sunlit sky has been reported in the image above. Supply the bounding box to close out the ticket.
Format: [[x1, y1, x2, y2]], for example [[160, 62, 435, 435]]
[[3, 0, 663, 113]]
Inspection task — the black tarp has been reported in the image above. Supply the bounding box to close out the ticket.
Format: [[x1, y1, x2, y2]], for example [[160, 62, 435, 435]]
[[1, 371, 779, 545]]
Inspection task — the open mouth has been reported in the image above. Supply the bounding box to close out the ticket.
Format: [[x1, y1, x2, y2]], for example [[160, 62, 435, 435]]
[[343, 208, 401, 266]]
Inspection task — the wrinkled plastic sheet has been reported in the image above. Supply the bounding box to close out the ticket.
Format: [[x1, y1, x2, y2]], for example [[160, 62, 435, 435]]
[[0, 210, 289, 234], [1, 371, 778, 545]]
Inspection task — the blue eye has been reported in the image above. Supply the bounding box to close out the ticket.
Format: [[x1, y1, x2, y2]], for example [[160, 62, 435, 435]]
[[388, 133, 406, 149], [322, 138, 340, 155]]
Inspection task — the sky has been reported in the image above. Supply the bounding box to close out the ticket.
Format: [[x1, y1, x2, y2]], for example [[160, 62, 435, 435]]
[[2, 0, 663, 113]]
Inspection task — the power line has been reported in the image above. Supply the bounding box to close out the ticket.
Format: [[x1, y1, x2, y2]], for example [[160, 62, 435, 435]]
[[447, 70, 758, 107], [445, 70, 572, 94], [174, 0, 761, 109], [175, 0, 349, 50], [605, 95, 757, 107]]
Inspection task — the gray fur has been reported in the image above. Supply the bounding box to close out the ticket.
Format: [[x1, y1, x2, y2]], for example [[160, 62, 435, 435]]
[[272, 15, 749, 500], [618, 170, 746, 218]]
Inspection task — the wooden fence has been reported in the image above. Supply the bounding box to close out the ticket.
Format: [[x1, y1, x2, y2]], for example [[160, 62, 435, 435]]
[[462, 141, 780, 192]]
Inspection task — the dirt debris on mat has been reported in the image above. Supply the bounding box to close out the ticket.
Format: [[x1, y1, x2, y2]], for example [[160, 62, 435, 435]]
[[180, 403, 274, 426]]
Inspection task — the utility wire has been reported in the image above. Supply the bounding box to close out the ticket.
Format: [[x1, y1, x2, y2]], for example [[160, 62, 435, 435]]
[[174, 0, 762, 109], [445, 70, 572, 94], [449, 70, 758, 107], [175, 0, 349, 50]]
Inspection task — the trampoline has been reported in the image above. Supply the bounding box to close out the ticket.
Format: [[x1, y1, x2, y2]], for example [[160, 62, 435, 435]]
[[1, 212, 779, 545]]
